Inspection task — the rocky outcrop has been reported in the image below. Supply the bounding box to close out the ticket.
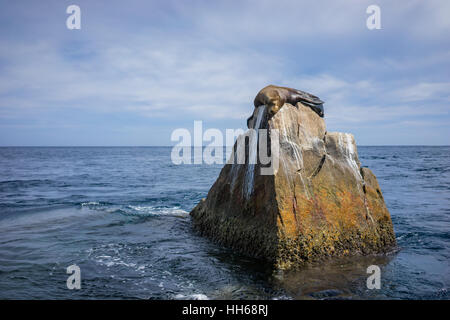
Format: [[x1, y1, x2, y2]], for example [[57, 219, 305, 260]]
[[190, 100, 396, 270]]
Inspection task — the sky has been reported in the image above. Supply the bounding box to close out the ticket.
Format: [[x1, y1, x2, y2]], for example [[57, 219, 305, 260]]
[[0, 0, 449, 146]]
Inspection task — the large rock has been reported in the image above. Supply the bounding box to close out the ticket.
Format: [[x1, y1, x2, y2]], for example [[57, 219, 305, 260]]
[[190, 102, 396, 270]]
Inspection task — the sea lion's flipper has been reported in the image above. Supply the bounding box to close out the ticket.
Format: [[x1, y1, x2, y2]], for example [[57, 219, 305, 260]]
[[308, 103, 324, 117], [292, 89, 324, 105]]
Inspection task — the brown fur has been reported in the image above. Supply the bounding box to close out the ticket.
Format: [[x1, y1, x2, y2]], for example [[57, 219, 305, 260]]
[[248, 85, 324, 128], [254, 85, 323, 116]]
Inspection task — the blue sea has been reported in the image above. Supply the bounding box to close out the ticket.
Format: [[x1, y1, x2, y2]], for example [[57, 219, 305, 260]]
[[0, 146, 448, 299]]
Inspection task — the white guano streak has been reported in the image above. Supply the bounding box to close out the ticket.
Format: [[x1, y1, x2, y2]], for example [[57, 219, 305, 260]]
[[279, 106, 310, 199], [338, 133, 362, 180], [244, 105, 265, 198], [279, 107, 303, 169]]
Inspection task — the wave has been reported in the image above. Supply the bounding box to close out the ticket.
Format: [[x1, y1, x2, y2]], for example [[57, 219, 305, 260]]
[[126, 205, 188, 217], [80, 201, 189, 217], [174, 293, 209, 300]]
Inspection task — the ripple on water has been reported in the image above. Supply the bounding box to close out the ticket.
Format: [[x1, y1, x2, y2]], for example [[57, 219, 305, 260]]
[[0, 146, 448, 299]]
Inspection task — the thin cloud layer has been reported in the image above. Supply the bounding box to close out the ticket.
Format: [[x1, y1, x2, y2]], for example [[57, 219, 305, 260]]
[[0, 0, 449, 145]]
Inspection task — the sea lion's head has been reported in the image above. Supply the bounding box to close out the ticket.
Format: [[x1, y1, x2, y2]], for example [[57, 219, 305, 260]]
[[266, 91, 283, 116]]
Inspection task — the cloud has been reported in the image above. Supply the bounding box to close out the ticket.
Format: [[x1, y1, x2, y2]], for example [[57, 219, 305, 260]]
[[163, 0, 450, 46], [280, 73, 450, 128], [0, 37, 281, 121], [392, 82, 450, 103], [0, 0, 449, 145]]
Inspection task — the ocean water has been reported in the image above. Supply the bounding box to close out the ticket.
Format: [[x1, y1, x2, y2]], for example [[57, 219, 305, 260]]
[[0, 146, 448, 300]]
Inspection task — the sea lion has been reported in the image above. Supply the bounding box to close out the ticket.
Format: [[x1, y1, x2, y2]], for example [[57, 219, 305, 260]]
[[247, 85, 324, 128]]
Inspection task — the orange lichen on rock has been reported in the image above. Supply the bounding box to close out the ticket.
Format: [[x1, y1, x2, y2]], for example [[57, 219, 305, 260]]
[[190, 101, 396, 270]]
